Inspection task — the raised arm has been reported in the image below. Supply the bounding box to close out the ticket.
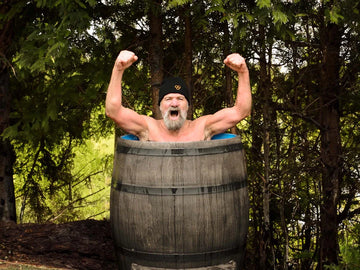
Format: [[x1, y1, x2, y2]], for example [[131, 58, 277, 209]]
[[204, 53, 252, 136], [105, 50, 149, 136]]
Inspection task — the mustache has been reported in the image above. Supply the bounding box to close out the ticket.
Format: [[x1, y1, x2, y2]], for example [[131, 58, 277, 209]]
[[168, 106, 180, 111]]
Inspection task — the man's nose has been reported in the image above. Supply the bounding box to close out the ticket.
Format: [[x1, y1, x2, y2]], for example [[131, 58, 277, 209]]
[[170, 99, 179, 106]]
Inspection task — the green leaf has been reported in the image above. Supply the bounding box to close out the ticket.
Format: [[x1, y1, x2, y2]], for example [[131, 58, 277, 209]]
[[1, 123, 20, 140], [257, 0, 271, 9], [85, 0, 97, 7], [167, 0, 191, 9], [328, 6, 344, 24], [74, 0, 87, 9], [47, 100, 58, 121], [272, 9, 288, 24], [245, 13, 254, 22]]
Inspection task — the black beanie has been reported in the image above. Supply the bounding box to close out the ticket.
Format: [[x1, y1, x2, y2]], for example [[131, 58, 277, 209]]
[[158, 77, 190, 106]]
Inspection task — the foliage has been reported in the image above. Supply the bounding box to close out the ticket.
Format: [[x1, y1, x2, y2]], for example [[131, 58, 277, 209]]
[[1, 0, 360, 269], [12, 110, 114, 223], [326, 224, 360, 269]]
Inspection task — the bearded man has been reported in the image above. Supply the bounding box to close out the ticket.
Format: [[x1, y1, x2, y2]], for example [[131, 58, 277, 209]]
[[105, 50, 252, 142]]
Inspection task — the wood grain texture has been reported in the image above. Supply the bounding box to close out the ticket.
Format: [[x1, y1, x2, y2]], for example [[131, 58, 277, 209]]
[[110, 137, 249, 269]]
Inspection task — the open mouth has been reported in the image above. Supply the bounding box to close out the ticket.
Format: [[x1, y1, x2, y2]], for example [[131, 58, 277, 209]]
[[169, 109, 179, 119], [170, 110, 179, 116]]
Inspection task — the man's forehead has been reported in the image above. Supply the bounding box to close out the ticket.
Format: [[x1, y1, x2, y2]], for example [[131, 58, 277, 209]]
[[163, 93, 185, 98]]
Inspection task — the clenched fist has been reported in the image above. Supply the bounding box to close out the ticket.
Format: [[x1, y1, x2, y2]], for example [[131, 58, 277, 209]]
[[224, 53, 248, 74], [115, 50, 138, 71]]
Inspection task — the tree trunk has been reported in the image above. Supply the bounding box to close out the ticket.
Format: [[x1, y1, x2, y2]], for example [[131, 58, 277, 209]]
[[276, 125, 289, 270], [318, 21, 341, 268], [0, 69, 16, 222], [148, 0, 163, 119], [0, 2, 16, 223], [249, 109, 264, 269], [183, 4, 193, 119], [258, 24, 274, 270]]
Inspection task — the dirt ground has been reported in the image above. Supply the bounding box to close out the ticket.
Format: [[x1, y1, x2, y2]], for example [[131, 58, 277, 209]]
[[0, 219, 117, 269], [0, 220, 239, 270]]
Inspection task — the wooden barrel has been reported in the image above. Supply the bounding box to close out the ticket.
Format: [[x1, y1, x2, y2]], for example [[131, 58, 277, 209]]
[[110, 135, 249, 269]]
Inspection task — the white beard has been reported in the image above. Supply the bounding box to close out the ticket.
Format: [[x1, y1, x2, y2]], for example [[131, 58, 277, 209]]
[[162, 107, 187, 131]]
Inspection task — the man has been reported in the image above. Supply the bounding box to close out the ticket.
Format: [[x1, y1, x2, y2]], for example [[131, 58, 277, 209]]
[[105, 50, 251, 142]]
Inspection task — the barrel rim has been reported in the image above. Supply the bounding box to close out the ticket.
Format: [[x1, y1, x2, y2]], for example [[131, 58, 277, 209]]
[[116, 141, 243, 157], [116, 135, 243, 151]]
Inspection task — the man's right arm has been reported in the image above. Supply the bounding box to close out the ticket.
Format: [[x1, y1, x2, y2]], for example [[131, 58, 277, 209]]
[[105, 50, 149, 137]]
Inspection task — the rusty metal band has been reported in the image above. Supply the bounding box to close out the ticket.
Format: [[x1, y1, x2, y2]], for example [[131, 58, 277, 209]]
[[116, 142, 243, 157], [112, 178, 247, 196], [116, 245, 242, 265]]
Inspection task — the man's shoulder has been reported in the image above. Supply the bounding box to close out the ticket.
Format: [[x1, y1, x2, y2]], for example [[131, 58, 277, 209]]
[[190, 114, 209, 121], [138, 114, 157, 123], [190, 115, 211, 126], [142, 116, 166, 133], [190, 115, 219, 139]]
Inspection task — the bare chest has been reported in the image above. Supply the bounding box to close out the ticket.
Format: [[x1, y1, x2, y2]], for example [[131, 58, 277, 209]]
[[145, 120, 209, 142]]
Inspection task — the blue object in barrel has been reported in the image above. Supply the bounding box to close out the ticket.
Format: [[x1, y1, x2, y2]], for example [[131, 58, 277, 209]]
[[121, 134, 140, 141], [211, 133, 236, 140], [121, 133, 236, 141]]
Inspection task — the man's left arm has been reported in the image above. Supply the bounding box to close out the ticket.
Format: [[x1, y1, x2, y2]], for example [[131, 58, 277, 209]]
[[204, 53, 252, 136]]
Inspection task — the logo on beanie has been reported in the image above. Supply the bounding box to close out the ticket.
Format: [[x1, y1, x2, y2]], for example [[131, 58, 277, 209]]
[[174, 85, 181, 91]]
